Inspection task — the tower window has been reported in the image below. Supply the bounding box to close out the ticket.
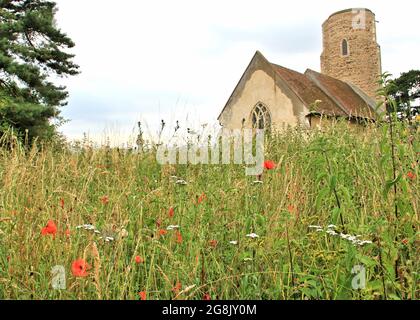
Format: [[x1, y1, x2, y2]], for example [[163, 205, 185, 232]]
[[341, 39, 349, 56], [251, 102, 271, 130]]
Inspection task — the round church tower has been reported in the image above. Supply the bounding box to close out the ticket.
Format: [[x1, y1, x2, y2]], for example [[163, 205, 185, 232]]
[[321, 8, 382, 100]]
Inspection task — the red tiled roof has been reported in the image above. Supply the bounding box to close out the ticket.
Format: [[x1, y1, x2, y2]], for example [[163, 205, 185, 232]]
[[272, 64, 348, 117], [271, 63, 376, 120], [305, 69, 376, 119]]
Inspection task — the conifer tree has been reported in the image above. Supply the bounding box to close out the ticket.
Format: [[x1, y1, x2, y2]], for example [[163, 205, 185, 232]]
[[0, 0, 79, 141]]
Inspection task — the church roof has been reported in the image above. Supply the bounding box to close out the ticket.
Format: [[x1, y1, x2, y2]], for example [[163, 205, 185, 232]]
[[271, 64, 348, 117], [271, 63, 377, 120], [305, 69, 376, 119]]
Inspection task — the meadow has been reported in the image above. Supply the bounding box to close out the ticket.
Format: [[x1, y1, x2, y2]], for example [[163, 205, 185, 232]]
[[0, 119, 418, 300]]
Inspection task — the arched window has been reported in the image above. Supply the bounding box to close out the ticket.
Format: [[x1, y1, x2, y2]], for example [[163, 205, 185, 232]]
[[251, 102, 271, 130], [341, 39, 349, 56]]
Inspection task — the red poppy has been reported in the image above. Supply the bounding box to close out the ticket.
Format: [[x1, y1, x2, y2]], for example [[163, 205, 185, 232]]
[[135, 255, 143, 264], [264, 160, 276, 170], [65, 229, 71, 238], [71, 259, 90, 277], [139, 291, 147, 300], [203, 293, 211, 300], [172, 282, 182, 294], [41, 220, 57, 236], [402, 239, 409, 245], [156, 219, 162, 228], [100, 196, 109, 205], [159, 229, 168, 237], [176, 231, 183, 244], [168, 207, 175, 218], [59, 198, 65, 209], [197, 193, 206, 205], [209, 240, 218, 248], [407, 171, 416, 181]]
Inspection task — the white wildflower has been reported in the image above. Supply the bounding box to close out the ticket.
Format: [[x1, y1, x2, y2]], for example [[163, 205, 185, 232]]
[[76, 224, 101, 234], [166, 225, 180, 231], [175, 179, 188, 185], [309, 225, 323, 230], [253, 181, 263, 185], [356, 240, 373, 246], [76, 224, 95, 230], [99, 236, 115, 242], [229, 241, 238, 245], [312, 225, 373, 247], [119, 229, 129, 239], [246, 233, 260, 239], [326, 229, 338, 236]]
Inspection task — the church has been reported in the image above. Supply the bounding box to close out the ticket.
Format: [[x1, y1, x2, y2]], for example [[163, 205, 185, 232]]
[[218, 8, 383, 130]]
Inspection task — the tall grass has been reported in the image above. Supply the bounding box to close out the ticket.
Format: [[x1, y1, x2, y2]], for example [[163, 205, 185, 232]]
[[0, 119, 418, 300]]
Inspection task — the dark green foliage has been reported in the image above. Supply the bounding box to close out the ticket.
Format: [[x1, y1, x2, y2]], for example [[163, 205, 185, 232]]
[[0, 89, 57, 141], [0, 0, 79, 141], [386, 70, 420, 118]]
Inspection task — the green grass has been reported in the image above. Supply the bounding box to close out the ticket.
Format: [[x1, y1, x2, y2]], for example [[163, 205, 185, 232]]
[[0, 120, 418, 300]]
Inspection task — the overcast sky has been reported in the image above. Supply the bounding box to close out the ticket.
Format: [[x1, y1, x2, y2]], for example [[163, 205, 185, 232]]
[[53, 0, 419, 145]]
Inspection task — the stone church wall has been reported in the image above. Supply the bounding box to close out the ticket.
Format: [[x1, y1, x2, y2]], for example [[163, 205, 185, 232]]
[[219, 69, 310, 130], [321, 9, 382, 100]]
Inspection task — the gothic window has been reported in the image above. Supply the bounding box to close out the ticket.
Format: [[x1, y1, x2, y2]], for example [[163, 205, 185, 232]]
[[251, 103, 271, 130], [341, 39, 349, 56]]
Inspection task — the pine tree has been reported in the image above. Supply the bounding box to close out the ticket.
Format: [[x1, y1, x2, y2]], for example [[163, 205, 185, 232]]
[[0, 0, 79, 141]]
